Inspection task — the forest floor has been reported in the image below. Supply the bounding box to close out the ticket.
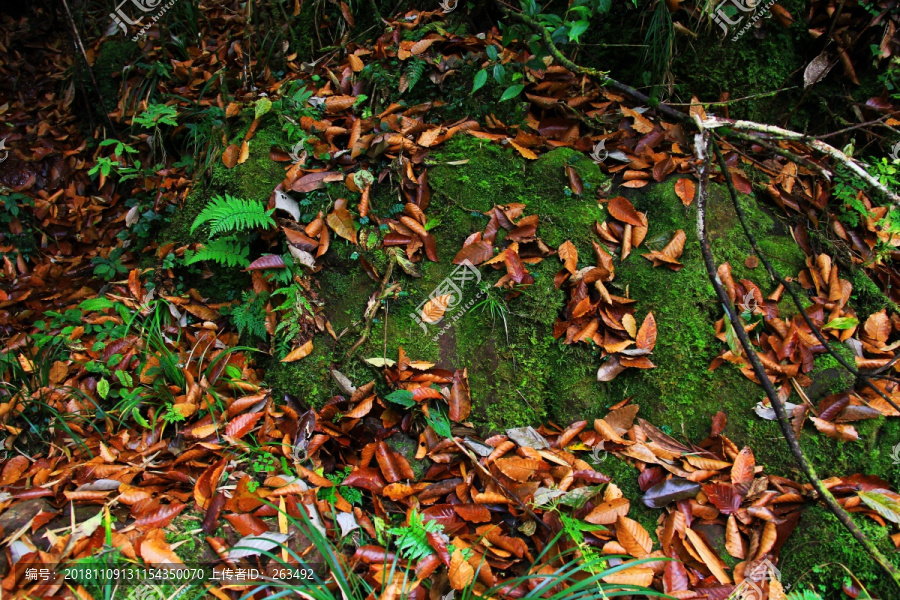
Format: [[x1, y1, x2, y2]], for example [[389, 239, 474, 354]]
[[2, 2, 900, 600]]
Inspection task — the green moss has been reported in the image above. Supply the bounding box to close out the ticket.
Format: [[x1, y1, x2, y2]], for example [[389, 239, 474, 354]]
[[780, 505, 900, 599], [91, 40, 138, 108], [805, 343, 857, 402], [850, 267, 900, 317]]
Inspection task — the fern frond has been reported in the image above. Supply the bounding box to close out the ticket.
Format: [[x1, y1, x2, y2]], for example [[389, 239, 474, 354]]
[[406, 59, 427, 93], [231, 291, 269, 341], [190, 194, 275, 236], [184, 237, 251, 268], [388, 510, 442, 561]]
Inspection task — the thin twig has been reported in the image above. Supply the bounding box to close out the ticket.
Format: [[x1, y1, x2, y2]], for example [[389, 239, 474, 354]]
[[696, 128, 900, 588], [60, 0, 117, 136]]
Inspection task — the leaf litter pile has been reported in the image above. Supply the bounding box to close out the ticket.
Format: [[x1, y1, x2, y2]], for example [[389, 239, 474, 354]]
[[2, 5, 900, 600]]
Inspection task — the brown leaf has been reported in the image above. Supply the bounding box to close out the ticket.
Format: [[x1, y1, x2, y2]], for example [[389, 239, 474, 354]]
[[134, 503, 186, 531], [453, 240, 493, 266], [584, 497, 630, 524], [247, 255, 286, 271], [731, 447, 755, 489], [608, 197, 644, 227], [495, 457, 548, 482], [652, 157, 675, 182], [810, 417, 858, 441], [282, 339, 314, 363], [559, 240, 578, 274], [222, 144, 240, 168], [635, 312, 657, 350], [566, 165, 584, 195], [685, 528, 731, 584], [674, 178, 695, 206], [449, 368, 471, 422], [621, 106, 654, 133], [725, 515, 745, 559], [643, 230, 686, 270], [325, 96, 357, 113], [348, 54, 364, 72], [865, 310, 891, 343]]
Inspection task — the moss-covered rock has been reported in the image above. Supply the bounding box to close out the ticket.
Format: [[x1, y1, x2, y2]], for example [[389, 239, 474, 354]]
[[805, 343, 857, 402]]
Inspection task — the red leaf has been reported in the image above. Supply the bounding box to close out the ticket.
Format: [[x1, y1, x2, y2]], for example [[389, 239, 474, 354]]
[[134, 502, 186, 531], [247, 255, 286, 270], [225, 412, 264, 439]]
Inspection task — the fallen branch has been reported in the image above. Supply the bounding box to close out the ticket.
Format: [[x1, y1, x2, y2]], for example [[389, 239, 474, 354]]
[[696, 128, 900, 589], [704, 117, 900, 205]]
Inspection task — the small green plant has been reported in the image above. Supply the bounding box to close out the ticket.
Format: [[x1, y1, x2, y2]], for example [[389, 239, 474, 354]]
[[185, 195, 276, 268], [388, 509, 443, 561], [317, 466, 364, 506], [833, 163, 900, 264], [91, 247, 128, 281], [471, 43, 525, 101]]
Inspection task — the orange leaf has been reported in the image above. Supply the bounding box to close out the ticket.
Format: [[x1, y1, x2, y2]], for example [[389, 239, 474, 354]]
[[222, 144, 240, 168], [282, 339, 314, 363], [140, 533, 184, 566], [509, 140, 538, 160], [421, 295, 451, 324], [449, 549, 475, 590], [608, 197, 644, 227], [616, 515, 653, 558], [559, 240, 578, 274], [635, 311, 657, 350], [674, 179, 695, 206]]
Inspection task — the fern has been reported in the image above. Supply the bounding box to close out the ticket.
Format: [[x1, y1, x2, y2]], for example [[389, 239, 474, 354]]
[[388, 509, 443, 561], [230, 291, 269, 341], [190, 194, 275, 236], [184, 236, 251, 268], [405, 59, 427, 93]]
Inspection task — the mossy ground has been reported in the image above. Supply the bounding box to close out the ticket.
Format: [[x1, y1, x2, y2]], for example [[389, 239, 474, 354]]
[[157, 119, 900, 599]]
